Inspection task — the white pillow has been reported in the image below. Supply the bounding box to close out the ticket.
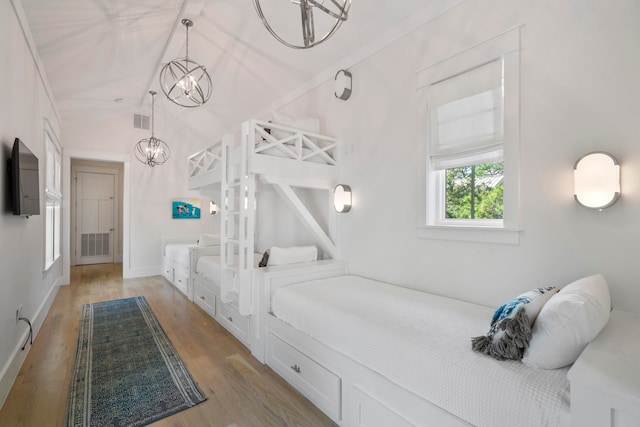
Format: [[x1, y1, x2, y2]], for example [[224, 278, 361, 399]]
[[267, 245, 317, 266], [197, 233, 218, 247], [270, 111, 320, 140], [522, 274, 611, 369]]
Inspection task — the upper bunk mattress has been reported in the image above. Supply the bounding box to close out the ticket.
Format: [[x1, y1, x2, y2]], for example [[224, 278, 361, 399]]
[[164, 243, 195, 266], [271, 275, 570, 427]]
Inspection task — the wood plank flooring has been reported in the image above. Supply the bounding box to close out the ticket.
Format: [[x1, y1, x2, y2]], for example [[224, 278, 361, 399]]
[[0, 263, 336, 427]]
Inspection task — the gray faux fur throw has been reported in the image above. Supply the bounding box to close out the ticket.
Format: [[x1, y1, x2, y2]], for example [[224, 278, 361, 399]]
[[471, 307, 532, 360]]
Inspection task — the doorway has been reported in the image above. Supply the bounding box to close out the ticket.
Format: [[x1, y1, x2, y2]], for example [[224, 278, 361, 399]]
[[70, 160, 124, 267]]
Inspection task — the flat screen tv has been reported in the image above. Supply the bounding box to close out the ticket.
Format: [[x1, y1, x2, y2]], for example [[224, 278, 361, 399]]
[[9, 138, 40, 217]]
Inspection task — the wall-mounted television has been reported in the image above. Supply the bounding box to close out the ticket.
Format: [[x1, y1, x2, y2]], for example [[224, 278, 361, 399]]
[[9, 138, 40, 217]]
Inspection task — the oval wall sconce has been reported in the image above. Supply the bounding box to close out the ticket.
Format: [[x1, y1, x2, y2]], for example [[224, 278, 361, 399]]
[[574, 152, 620, 210], [334, 184, 352, 213], [334, 69, 352, 100]]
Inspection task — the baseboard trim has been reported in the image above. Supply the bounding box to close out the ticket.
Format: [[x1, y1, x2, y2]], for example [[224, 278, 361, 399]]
[[0, 279, 60, 409]]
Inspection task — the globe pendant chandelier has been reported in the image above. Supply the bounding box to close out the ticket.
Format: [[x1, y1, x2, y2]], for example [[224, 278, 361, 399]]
[[159, 18, 212, 107], [252, 0, 351, 49], [134, 91, 170, 167]]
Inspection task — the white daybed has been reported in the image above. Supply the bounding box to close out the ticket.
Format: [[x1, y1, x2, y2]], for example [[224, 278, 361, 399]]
[[161, 236, 218, 297], [255, 266, 636, 427], [187, 118, 340, 350]]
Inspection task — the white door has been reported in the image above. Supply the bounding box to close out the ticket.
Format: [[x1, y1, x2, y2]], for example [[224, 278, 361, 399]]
[[75, 172, 115, 265]]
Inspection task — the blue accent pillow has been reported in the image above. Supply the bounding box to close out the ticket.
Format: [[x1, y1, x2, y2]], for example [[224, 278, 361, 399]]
[[472, 287, 559, 360]]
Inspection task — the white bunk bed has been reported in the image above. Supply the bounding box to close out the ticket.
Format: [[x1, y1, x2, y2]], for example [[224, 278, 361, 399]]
[[161, 236, 219, 298], [187, 118, 341, 350]]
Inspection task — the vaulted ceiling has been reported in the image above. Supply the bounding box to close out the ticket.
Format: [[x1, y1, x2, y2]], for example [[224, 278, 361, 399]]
[[19, 0, 433, 128]]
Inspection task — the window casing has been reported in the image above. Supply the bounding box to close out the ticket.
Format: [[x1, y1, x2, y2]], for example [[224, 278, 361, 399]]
[[417, 28, 520, 244], [45, 123, 62, 269]]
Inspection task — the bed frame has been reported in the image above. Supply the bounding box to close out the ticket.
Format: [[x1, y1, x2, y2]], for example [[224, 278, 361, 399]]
[[187, 119, 341, 349]]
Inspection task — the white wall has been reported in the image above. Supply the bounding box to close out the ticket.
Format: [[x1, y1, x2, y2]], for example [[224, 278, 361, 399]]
[[277, 0, 640, 312], [0, 0, 63, 406]]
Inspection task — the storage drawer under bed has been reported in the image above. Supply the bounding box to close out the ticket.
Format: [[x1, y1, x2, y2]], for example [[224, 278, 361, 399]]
[[217, 300, 250, 346], [267, 332, 341, 422], [193, 282, 216, 318]]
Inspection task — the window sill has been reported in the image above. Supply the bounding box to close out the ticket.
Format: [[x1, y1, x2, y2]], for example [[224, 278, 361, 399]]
[[417, 225, 520, 244]]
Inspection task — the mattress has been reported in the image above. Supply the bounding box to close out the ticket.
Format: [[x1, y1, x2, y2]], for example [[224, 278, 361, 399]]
[[195, 253, 263, 287], [164, 243, 196, 267], [271, 275, 571, 427]]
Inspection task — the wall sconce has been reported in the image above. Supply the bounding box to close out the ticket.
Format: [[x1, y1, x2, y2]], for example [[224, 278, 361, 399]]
[[334, 69, 352, 100], [334, 184, 352, 213], [574, 152, 620, 210], [209, 201, 218, 215]]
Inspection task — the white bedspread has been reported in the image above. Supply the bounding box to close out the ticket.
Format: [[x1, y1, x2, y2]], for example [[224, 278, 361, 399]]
[[196, 253, 263, 289], [271, 275, 570, 427], [164, 243, 195, 267]]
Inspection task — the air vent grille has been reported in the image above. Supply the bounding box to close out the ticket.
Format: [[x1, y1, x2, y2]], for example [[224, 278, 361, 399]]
[[133, 114, 150, 130]]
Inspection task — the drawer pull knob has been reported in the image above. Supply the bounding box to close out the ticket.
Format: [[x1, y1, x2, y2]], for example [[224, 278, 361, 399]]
[[227, 316, 233, 322], [199, 296, 205, 300], [290, 364, 301, 373]]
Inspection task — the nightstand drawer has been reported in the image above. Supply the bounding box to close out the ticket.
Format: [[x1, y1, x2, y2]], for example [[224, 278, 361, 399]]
[[193, 283, 216, 318], [267, 332, 341, 421]]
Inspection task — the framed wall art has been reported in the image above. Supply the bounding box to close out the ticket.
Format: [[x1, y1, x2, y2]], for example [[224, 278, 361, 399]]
[[172, 198, 201, 219]]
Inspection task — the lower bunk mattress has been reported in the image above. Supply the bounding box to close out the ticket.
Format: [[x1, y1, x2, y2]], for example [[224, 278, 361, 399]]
[[195, 254, 263, 286], [164, 243, 196, 266], [271, 275, 570, 427]]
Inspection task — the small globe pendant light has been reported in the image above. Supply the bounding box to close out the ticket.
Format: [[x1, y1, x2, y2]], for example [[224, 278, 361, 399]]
[[159, 19, 212, 107], [134, 91, 170, 167]]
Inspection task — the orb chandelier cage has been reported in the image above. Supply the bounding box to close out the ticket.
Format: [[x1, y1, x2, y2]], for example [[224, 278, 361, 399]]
[[252, 0, 351, 49], [159, 18, 212, 107], [135, 91, 170, 167]]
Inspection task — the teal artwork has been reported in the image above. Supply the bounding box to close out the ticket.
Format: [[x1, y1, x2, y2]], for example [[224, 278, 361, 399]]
[[172, 199, 201, 219]]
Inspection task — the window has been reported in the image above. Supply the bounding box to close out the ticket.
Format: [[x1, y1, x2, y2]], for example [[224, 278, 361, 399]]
[[417, 28, 520, 243], [45, 122, 62, 269]]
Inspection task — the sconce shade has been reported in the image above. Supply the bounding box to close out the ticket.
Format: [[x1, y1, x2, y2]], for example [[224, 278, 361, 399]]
[[334, 184, 352, 213], [574, 152, 620, 210], [334, 69, 352, 100]]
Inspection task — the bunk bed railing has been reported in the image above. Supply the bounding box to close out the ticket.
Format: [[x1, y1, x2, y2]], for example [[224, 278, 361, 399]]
[[187, 141, 224, 180], [250, 119, 338, 166]]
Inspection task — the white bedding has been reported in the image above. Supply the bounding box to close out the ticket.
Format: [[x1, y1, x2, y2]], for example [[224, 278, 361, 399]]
[[271, 275, 571, 427], [164, 243, 195, 267], [196, 253, 263, 288]]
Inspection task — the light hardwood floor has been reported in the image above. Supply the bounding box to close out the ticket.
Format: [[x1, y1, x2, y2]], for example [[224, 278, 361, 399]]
[[0, 263, 336, 427]]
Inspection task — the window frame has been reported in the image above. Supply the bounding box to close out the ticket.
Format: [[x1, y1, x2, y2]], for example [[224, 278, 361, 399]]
[[416, 27, 521, 244], [44, 120, 62, 270]]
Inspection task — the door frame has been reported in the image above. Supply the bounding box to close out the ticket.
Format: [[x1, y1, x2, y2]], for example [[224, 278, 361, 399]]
[[71, 165, 120, 266], [63, 150, 130, 284]]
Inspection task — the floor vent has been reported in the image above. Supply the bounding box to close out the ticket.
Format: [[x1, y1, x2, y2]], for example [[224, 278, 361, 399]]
[[133, 113, 150, 130], [81, 233, 110, 257]]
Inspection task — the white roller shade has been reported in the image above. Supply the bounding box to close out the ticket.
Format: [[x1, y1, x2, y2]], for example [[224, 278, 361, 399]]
[[427, 58, 504, 169]]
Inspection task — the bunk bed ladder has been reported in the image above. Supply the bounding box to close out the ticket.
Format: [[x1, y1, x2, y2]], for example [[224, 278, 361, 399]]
[[220, 129, 256, 316]]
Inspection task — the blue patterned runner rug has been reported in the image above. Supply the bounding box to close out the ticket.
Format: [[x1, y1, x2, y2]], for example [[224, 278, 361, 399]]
[[66, 296, 206, 427]]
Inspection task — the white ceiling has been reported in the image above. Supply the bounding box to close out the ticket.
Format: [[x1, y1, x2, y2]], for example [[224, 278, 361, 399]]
[[20, 0, 433, 128]]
